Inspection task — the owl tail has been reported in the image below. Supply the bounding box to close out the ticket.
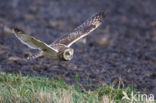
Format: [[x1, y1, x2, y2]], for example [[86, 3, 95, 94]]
[[27, 51, 44, 60]]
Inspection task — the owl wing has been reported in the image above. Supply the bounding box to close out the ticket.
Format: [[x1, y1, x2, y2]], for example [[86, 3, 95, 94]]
[[13, 28, 58, 54], [52, 10, 107, 47]]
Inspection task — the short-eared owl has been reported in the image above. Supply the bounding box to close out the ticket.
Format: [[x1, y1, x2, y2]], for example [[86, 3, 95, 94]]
[[13, 11, 107, 61]]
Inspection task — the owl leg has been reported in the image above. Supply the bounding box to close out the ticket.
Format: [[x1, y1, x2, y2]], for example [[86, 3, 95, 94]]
[[27, 51, 44, 60]]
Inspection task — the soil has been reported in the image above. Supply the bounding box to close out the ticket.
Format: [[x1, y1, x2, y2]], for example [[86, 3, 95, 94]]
[[0, 0, 156, 96]]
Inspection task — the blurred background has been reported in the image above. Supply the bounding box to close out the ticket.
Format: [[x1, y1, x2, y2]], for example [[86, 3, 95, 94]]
[[0, 0, 156, 96]]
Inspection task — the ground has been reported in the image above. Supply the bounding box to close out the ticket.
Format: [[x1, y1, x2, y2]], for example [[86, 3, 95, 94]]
[[0, 0, 156, 97]]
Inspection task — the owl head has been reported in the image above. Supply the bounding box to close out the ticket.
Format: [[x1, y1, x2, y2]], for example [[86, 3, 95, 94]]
[[57, 47, 74, 61]]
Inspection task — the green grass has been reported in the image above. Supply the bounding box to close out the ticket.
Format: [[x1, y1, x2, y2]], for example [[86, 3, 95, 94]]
[[0, 73, 155, 103]]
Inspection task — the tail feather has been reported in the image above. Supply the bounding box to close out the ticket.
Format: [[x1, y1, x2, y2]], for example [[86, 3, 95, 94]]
[[27, 51, 44, 60]]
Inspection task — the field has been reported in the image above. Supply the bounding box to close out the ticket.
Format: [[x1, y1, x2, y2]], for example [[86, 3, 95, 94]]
[[0, 0, 156, 102]]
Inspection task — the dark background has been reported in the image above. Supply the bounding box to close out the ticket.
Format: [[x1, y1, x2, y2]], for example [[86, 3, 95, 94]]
[[0, 0, 156, 96]]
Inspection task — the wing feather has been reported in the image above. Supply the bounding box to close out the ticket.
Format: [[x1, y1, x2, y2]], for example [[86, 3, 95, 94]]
[[52, 10, 107, 47], [13, 28, 58, 54]]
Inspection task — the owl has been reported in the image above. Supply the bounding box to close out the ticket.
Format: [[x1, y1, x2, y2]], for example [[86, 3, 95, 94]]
[[13, 11, 107, 61]]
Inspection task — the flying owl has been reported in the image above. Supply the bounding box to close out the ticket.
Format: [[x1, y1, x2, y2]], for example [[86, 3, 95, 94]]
[[13, 11, 107, 61]]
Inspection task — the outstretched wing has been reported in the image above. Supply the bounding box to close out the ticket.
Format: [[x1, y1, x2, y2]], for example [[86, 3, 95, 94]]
[[13, 28, 58, 53], [52, 10, 107, 47]]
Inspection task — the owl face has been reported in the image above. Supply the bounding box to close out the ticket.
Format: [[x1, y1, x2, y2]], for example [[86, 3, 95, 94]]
[[57, 47, 74, 61], [62, 48, 74, 61]]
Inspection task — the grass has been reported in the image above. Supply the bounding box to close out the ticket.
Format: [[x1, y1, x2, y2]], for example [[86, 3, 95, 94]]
[[0, 72, 155, 103]]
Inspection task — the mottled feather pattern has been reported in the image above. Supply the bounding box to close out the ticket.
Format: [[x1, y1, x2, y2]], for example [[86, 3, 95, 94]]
[[51, 43, 67, 51], [74, 10, 106, 32], [52, 10, 107, 47]]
